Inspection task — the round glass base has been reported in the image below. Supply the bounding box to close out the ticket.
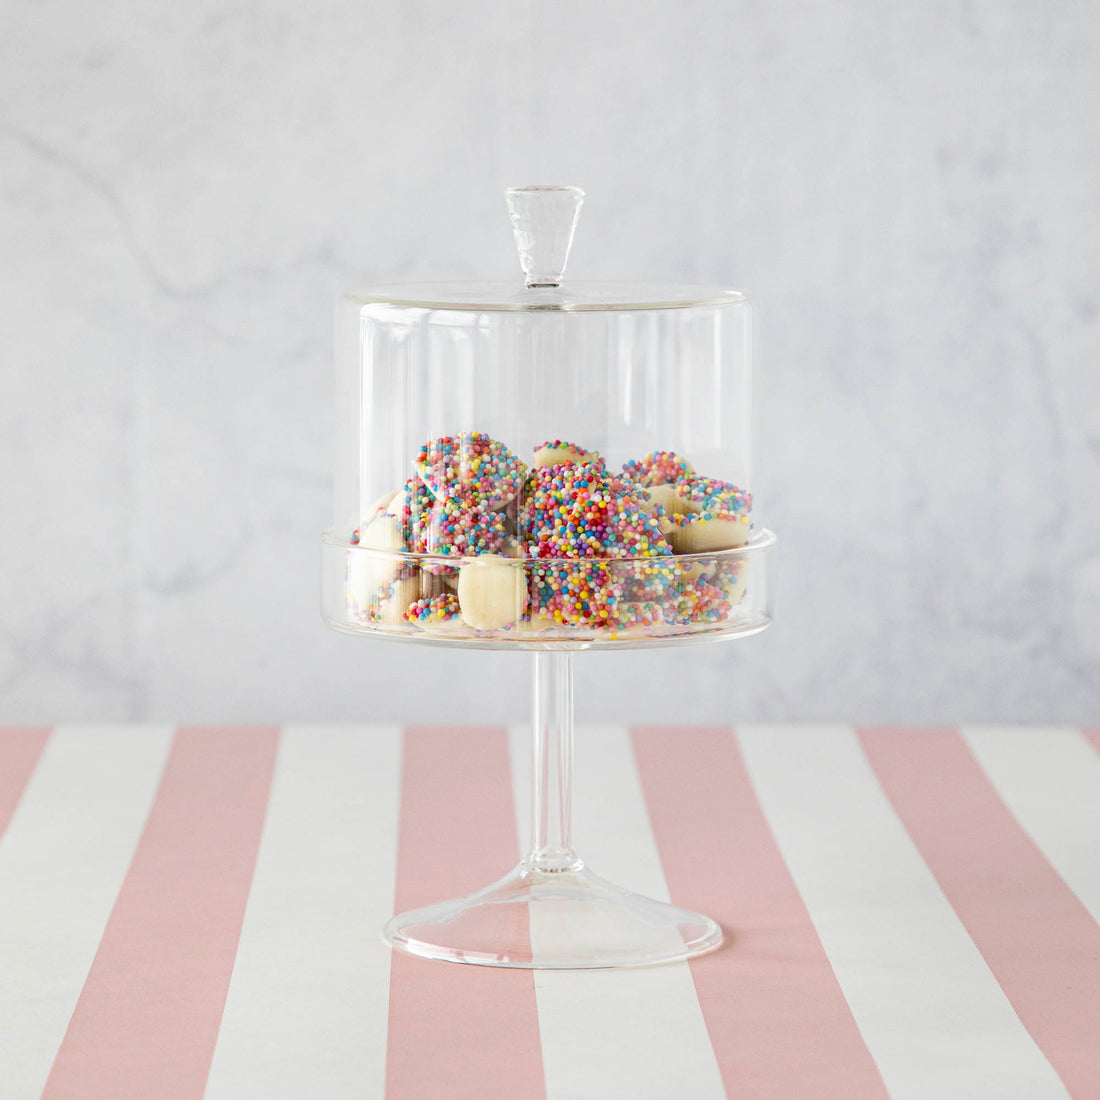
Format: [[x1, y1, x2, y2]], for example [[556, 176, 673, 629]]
[[383, 861, 723, 969]]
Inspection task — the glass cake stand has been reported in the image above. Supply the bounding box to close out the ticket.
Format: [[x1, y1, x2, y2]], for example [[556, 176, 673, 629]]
[[323, 187, 775, 968]]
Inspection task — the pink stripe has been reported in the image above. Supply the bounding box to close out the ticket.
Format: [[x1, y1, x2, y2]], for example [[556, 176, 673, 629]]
[[632, 726, 888, 1099], [1084, 729, 1100, 756], [0, 726, 49, 837], [385, 726, 545, 1100], [859, 727, 1100, 1098], [43, 726, 279, 1100]]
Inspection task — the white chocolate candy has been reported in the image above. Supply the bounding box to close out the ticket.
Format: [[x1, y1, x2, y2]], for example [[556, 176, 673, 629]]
[[643, 483, 691, 517], [416, 433, 524, 508], [361, 513, 404, 553], [385, 489, 408, 521], [721, 560, 749, 607], [611, 600, 665, 638], [346, 551, 377, 615], [675, 558, 708, 584], [665, 475, 752, 554], [622, 451, 695, 486], [361, 513, 407, 583], [675, 557, 748, 602], [457, 555, 528, 630], [404, 591, 467, 633], [347, 514, 408, 611], [639, 484, 690, 540], [347, 567, 417, 624], [366, 489, 399, 523], [667, 514, 751, 553], [532, 441, 599, 468], [636, 483, 695, 540], [376, 575, 420, 625]]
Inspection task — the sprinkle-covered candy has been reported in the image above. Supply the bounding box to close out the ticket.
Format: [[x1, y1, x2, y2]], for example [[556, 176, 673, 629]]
[[528, 561, 622, 627], [621, 450, 695, 487], [416, 432, 525, 509], [532, 440, 604, 469], [665, 476, 752, 553], [414, 496, 509, 558], [404, 592, 462, 626], [521, 462, 673, 560], [669, 476, 752, 523]]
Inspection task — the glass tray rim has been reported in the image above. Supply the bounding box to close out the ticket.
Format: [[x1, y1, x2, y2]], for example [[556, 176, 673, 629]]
[[322, 528, 776, 652]]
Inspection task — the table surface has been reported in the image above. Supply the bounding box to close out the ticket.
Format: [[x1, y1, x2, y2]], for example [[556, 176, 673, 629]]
[[1, 724, 1099, 1100]]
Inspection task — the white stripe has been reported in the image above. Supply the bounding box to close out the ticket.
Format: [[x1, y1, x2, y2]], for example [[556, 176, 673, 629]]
[[205, 724, 402, 1100], [963, 725, 1100, 924], [0, 724, 173, 1100], [508, 724, 725, 1100], [737, 724, 1070, 1100]]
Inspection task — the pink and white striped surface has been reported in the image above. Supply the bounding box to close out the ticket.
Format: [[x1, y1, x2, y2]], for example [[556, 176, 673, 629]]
[[1, 724, 1099, 1099]]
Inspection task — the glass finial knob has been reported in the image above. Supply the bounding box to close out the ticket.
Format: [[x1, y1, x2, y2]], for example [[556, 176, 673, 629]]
[[506, 185, 584, 289]]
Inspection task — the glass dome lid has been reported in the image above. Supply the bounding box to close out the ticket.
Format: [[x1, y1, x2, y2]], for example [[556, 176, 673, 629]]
[[345, 186, 747, 311]]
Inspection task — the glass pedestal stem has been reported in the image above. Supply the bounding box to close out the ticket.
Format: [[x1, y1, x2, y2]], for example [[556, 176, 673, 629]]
[[529, 651, 582, 873], [382, 647, 723, 968]]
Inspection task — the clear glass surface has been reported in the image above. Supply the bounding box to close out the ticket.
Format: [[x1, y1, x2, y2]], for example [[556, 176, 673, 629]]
[[327, 186, 774, 967]]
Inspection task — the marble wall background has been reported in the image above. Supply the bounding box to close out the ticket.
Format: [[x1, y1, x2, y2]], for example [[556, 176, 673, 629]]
[[1, 0, 1097, 725]]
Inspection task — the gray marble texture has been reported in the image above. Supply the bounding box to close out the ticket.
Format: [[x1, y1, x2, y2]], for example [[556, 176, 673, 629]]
[[1, 0, 1097, 725]]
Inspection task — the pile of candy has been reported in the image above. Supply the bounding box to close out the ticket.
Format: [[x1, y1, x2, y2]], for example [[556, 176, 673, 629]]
[[346, 433, 752, 638]]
